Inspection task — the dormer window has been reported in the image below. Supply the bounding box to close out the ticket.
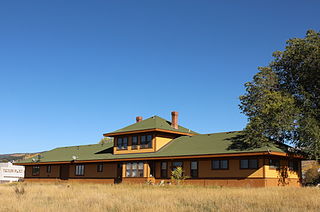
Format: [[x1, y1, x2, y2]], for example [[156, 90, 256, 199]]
[[132, 136, 138, 149], [117, 137, 128, 150], [141, 135, 152, 149]]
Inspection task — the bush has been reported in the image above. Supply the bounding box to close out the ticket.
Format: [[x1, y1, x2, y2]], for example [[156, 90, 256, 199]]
[[171, 167, 188, 184], [303, 163, 320, 186], [14, 186, 25, 196]]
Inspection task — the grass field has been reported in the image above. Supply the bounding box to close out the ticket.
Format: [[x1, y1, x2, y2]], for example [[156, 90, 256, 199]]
[[0, 183, 319, 212]]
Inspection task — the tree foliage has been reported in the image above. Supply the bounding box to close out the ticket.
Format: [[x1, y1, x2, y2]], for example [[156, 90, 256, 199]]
[[171, 167, 188, 184], [240, 30, 320, 160], [98, 137, 113, 144]]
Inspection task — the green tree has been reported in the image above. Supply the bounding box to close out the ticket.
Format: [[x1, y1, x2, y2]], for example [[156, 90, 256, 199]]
[[98, 137, 113, 144], [240, 30, 320, 160], [239, 67, 298, 146]]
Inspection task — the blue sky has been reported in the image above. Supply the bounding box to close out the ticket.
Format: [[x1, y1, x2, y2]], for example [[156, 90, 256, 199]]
[[0, 1, 319, 154]]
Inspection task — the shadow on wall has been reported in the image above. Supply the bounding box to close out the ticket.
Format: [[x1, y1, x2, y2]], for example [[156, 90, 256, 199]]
[[278, 166, 290, 186]]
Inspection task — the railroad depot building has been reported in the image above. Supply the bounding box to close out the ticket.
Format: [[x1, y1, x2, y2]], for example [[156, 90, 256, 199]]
[[16, 112, 303, 187]]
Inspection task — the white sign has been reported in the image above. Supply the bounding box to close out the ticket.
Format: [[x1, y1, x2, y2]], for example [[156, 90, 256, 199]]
[[0, 162, 25, 183]]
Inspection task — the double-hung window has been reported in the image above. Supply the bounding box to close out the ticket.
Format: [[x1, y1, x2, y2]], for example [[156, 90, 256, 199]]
[[46, 165, 51, 173], [172, 161, 183, 171], [32, 166, 40, 176], [240, 159, 258, 169], [132, 136, 138, 149], [126, 162, 144, 177], [289, 160, 299, 171], [117, 138, 123, 149], [212, 160, 228, 170], [97, 163, 103, 172], [140, 135, 152, 149], [117, 137, 128, 150], [161, 162, 168, 178], [75, 164, 85, 176], [190, 161, 198, 178], [269, 159, 280, 169]]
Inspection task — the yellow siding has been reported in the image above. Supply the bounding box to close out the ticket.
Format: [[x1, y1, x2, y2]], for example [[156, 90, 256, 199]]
[[264, 158, 300, 179], [155, 136, 173, 151], [154, 158, 265, 179], [113, 133, 176, 154], [113, 145, 155, 154], [113, 134, 156, 154], [198, 159, 264, 178]]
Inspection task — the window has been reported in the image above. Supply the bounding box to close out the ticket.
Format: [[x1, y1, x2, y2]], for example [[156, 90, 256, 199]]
[[289, 160, 299, 171], [141, 136, 146, 148], [97, 163, 104, 172], [123, 137, 128, 149], [269, 159, 280, 169], [190, 161, 198, 178], [32, 166, 40, 176], [46, 165, 51, 173], [132, 136, 138, 149], [126, 162, 144, 177], [147, 135, 152, 148], [75, 164, 85, 176], [138, 162, 144, 177], [172, 161, 183, 171], [161, 162, 168, 178], [240, 159, 258, 169], [212, 160, 228, 170], [117, 137, 128, 150], [117, 138, 123, 149], [140, 135, 152, 149]]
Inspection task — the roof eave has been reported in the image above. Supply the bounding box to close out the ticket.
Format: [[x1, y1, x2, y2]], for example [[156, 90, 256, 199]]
[[15, 151, 304, 166], [103, 128, 196, 137]]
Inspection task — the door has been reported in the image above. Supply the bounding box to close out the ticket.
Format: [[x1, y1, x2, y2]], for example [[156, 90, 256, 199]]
[[60, 164, 70, 180], [149, 161, 155, 177], [115, 163, 122, 184]]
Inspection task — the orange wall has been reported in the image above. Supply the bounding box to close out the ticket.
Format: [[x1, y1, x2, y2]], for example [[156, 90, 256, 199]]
[[25, 163, 118, 179], [24, 156, 302, 186], [25, 165, 60, 178], [154, 157, 302, 180], [154, 158, 264, 179], [69, 163, 117, 179]]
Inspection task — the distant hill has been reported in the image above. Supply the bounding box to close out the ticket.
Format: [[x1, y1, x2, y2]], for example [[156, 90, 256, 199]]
[[0, 153, 39, 162]]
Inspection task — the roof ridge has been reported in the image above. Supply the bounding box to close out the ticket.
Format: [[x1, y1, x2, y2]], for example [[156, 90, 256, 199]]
[[55, 143, 103, 149]]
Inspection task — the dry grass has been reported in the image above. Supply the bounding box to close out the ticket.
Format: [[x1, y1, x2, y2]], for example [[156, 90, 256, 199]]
[[0, 182, 319, 212]]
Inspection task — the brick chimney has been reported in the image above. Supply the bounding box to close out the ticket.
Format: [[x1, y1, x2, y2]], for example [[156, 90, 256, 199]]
[[136, 116, 143, 123], [171, 111, 178, 129]]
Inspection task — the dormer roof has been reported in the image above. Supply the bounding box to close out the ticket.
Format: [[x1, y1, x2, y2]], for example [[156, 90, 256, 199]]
[[103, 116, 197, 137]]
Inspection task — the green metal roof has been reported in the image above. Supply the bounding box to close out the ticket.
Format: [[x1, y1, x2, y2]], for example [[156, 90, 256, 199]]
[[17, 131, 290, 164], [106, 116, 198, 135]]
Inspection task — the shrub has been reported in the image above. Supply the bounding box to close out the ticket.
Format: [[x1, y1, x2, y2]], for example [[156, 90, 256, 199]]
[[14, 186, 25, 196], [303, 163, 320, 186], [171, 167, 188, 184]]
